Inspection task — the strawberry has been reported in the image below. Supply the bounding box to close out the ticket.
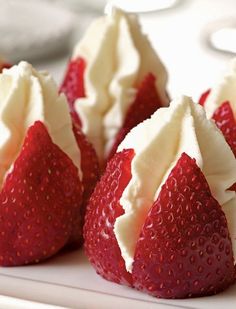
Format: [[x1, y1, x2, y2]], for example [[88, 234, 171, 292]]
[[68, 121, 100, 248], [0, 121, 83, 266], [84, 149, 134, 286], [212, 102, 236, 191], [60, 59, 168, 161], [59, 57, 86, 126], [60, 58, 100, 246], [132, 153, 235, 298], [199, 89, 211, 106], [107, 73, 165, 160], [212, 101, 236, 157], [0, 62, 11, 72], [85, 150, 235, 298]]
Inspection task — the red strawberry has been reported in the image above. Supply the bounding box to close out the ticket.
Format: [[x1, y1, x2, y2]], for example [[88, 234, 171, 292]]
[[199, 89, 211, 106], [84, 149, 134, 286], [212, 101, 236, 157], [132, 153, 235, 298], [60, 57, 86, 126], [0, 62, 11, 72], [85, 150, 235, 298], [68, 121, 100, 248], [107, 73, 166, 160], [0, 121, 83, 266], [60, 58, 100, 245]]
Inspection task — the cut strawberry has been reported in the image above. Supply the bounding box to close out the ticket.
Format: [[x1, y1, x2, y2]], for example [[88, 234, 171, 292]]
[[132, 153, 235, 298], [68, 121, 100, 247], [59, 57, 86, 126], [0, 121, 83, 266], [199, 89, 211, 106], [84, 149, 134, 286], [108, 73, 165, 160], [212, 101, 236, 157], [0, 62, 11, 72]]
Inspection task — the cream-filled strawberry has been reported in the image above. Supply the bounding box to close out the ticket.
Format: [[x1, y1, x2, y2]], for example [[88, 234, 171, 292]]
[[60, 8, 169, 163], [84, 96, 236, 298], [199, 58, 236, 157], [0, 61, 99, 266]]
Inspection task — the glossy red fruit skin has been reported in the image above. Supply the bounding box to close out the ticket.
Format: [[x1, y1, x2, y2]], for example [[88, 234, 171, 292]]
[[199, 89, 211, 106], [132, 153, 235, 299], [60, 57, 100, 245], [0, 121, 83, 266], [0, 63, 11, 72], [108, 73, 166, 160], [60, 57, 86, 126], [68, 121, 100, 247], [84, 149, 134, 286], [212, 101, 236, 157]]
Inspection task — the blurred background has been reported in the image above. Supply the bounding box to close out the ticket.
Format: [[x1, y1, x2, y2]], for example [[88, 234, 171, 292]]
[[0, 0, 235, 100]]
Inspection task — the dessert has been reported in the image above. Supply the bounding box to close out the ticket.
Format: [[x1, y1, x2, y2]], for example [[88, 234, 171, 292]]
[[0, 61, 99, 266], [84, 96, 236, 298], [199, 58, 236, 157], [60, 8, 169, 163]]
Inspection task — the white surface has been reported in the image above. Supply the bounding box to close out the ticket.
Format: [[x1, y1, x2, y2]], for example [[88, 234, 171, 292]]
[[0, 296, 65, 309], [0, 250, 235, 309]]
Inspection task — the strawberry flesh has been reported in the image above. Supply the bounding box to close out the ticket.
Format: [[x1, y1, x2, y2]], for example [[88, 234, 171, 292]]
[[108, 73, 166, 160], [0, 121, 83, 266], [84, 149, 134, 286], [60, 57, 86, 126], [132, 153, 235, 298]]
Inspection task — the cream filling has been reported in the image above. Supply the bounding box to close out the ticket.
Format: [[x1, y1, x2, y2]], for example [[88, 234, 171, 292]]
[[204, 58, 236, 118], [73, 8, 168, 161], [0, 61, 82, 186], [115, 96, 236, 272]]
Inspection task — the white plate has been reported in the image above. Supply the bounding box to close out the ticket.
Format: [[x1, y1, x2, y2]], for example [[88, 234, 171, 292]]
[[0, 250, 235, 309]]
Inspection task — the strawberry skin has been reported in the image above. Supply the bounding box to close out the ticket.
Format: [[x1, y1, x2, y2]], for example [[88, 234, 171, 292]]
[[0, 121, 83, 266], [132, 153, 235, 298], [60, 57, 86, 126], [199, 89, 211, 106], [108, 73, 166, 160], [0, 62, 11, 72], [212, 101, 236, 157], [84, 149, 134, 286], [68, 121, 100, 247], [60, 57, 100, 246]]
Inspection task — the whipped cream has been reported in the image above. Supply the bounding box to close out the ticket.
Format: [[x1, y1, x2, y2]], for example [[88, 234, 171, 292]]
[[73, 8, 168, 161], [0, 61, 82, 186], [114, 96, 236, 272], [204, 58, 236, 118]]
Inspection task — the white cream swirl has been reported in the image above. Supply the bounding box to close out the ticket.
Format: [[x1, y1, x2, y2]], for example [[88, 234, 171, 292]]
[[204, 58, 236, 118], [73, 8, 168, 161], [0, 61, 82, 186], [114, 96, 236, 272]]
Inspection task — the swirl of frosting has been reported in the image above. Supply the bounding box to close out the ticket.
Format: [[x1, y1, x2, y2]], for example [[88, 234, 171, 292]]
[[0, 61, 82, 186], [114, 96, 236, 272], [73, 8, 168, 161], [204, 58, 236, 118]]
